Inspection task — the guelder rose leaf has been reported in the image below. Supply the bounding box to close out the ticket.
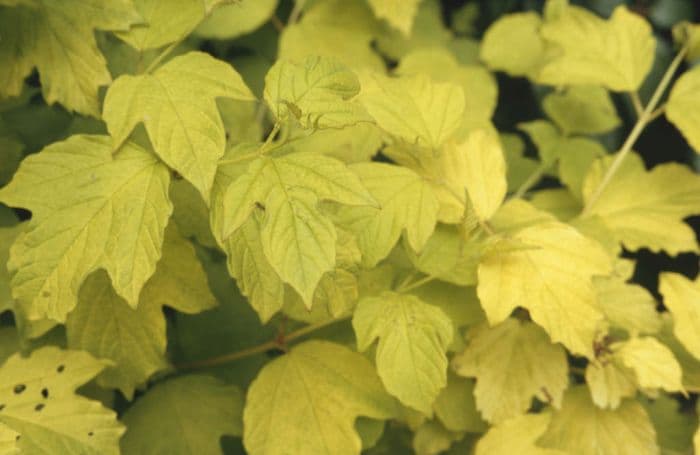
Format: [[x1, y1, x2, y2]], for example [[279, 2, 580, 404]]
[[121, 375, 243, 454], [0, 347, 124, 455], [220, 152, 375, 305], [477, 222, 612, 357], [367, 0, 421, 35], [115, 0, 206, 51], [480, 12, 545, 78], [353, 292, 453, 414], [538, 387, 659, 455], [461, 129, 507, 222], [615, 337, 684, 394], [0, 0, 140, 116], [475, 413, 566, 455], [666, 66, 700, 153], [453, 319, 569, 424], [243, 340, 398, 455], [65, 226, 217, 398], [359, 73, 465, 148], [659, 273, 700, 360], [0, 135, 172, 322], [538, 6, 655, 92], [583, 153, 700, 254], [103, 51, 255, 199], [264, 56, 373, 129], [338, 162, 439, 267]]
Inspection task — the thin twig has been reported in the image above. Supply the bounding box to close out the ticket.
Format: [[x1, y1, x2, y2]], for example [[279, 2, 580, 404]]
[[175, 317, 349, 370], [630, 91, 644, 118], [582, 45, 688, 215]]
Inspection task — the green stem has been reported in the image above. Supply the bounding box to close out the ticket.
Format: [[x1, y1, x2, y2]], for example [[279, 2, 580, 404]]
[[630, 91, 643, 118], [397, 275, 436, 293], [175, 317, 348, 370], [512, 162, 549, 199], [288, 0, 306, 24], [582, 45, 688, 216], [143, 40, 181, 74]]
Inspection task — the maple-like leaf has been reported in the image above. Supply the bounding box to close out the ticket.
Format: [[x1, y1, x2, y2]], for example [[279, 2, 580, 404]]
[[103, 51, 255, 199], [0, 135, 172, 322]]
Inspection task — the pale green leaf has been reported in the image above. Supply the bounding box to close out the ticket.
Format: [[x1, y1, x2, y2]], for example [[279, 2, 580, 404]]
[[461, 129, 507, 221], [368, 0, 422, 35], [453, 319, 568, 423], [659, 272, 700, 360], [121, 375, 243, 454], [530, 189, 581, 221], [223, 215, 285, 323], [0, 0, 140, 116], [666, 66, 700, 153], [433, 375, 487, 433], [0, 135, 172, 322], [501, 133, 539, 192], [543, 86, 621, 135], [538, 6, 656, 92], [672, 21, 700, 62], [657, 314, 700, 393], [103, 51, 255, 199], [359, 73, 465, 148], [65, 226, 217, 398], [412, 420, 462, 455], [220, 152, 375, 305], [374, 0, 452, 60], [557, 138, 606, 201], [285, 122, 382, 164], [539, 386, 659, 455], [115, 0, 205, 51], [642, 395, 698, 453], [408, 225, 483, 287], [170, 179, 217, 248], [264, 56, 372, 130], [396, 48, 497, 133], [480, 12, 545, 77], [336, 162, 439, 267], [262, 186, 337, 306], [382, 140, 479, 224], [595, 275, 661, 336], [0, 347, 124, 455], [478, 222, 611, 357], [475, 413, 565, 455], [195, 0, 278, 39], [0, 224, 23, 314], [615, 337, 684, 393], [517, 120, 562, 166], [243, 340, 398, 455], [583, 153, 700, 254], [585, 357, 637, 409], [353, 292, 453, 414], [278, 0, 384, 72]]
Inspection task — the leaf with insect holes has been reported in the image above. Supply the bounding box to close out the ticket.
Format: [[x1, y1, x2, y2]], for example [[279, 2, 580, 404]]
[[0, 347, 124, 455]]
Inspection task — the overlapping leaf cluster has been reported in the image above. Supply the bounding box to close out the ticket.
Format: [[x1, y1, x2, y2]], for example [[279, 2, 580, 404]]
[[0, 0, 700, 453]]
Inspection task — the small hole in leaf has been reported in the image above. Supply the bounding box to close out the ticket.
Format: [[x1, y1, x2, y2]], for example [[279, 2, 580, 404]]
[[41, 388, 49, 399], [88, 431, 94, 437], [0, 404, 5, 411], [57, 365, 65, 373], [35, 403, 44, 412], [14, 384, 26, 394], [15, 435, 20, 441]]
